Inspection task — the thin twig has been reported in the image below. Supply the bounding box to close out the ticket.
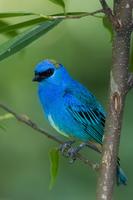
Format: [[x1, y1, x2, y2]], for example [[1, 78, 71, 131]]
[[99, 0, 114, 19], [39, 9, 104, 20], [0, 103, 99, 171]]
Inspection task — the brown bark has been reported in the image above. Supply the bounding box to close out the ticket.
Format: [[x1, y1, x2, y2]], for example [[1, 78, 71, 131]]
[[96, 1, 132, 199]]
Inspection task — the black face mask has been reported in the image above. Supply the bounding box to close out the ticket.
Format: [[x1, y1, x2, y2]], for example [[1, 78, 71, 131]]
[[33, 68, 54, 82]]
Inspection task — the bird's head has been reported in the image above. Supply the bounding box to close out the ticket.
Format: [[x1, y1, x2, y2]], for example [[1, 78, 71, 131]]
[[33, 59, 70, 86], [33, 59, 61, 82]]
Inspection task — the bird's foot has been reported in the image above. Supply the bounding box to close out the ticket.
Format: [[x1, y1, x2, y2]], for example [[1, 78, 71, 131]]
[[59, 140, 75, 156], [67, 142, 87, 163], [59, 141, 88, 163]]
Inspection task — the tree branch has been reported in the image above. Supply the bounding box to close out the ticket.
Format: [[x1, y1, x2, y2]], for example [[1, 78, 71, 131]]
[[99, 0, 112, 14], [0, 103, 99, 171], [99, 0, 122, 29], [96, 0, 132, 199]]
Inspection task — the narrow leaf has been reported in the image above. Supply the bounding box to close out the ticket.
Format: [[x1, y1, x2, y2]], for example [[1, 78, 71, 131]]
[[102, 16, 113, 42], [49, 0, 65, 12], [0, 17, 48, 33], [0, 113, 14, 121], [0, 20, 18, 37], [0, 113, 13, 131], [0, 19, 61, 61], [0, 12, 35, 18], [49, 148, 59, 190]]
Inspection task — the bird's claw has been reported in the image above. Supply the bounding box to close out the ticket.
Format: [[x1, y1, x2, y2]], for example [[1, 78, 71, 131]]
[[67, 147, 79, 163], [59, 140, 75, 156], [67, 142, 88, 163], [59, 141, 87, 163]]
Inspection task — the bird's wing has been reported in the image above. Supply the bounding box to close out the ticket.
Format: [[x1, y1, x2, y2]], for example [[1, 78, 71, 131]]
[[64, 86, 106, 144]]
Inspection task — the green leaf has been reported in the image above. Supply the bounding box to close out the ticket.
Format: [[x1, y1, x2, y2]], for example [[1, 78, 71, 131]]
[[0, 12, 35, 18], [0, 20, 18, 37], [0, 124, 5, 130], [49, 148, 59, 190], [102, 16, 113, 42], [0, 113, 14, 121], [49, 0, 65, 12], [0, 17, 48, 33], [0, 113, 13, 131], [0, 18, 61, 61]]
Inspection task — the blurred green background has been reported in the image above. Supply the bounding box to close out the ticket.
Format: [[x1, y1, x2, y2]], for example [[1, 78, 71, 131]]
[[0, 0, 132, 199]]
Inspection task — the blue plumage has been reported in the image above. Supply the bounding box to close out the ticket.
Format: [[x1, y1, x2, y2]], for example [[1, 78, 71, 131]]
[[33, 59, 127, 185]]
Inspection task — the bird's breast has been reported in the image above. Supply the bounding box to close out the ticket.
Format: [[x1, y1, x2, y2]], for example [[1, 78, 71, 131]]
[[48, 114, 69, 138]]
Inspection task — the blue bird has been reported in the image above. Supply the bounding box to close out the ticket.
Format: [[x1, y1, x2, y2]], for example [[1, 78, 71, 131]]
[[33, 59, 127, 185]]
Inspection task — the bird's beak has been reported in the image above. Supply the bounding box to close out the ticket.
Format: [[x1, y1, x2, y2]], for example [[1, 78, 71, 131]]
[[32, 74, 39, 82]]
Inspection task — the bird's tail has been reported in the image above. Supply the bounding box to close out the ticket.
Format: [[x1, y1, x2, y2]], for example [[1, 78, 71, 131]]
[[116, 164, 127, 185]]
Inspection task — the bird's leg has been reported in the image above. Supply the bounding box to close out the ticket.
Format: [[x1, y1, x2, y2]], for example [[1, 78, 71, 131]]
[[59, 140, 75, 156], [60, 141, 102, 163], [67, 141, 102, 163]]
